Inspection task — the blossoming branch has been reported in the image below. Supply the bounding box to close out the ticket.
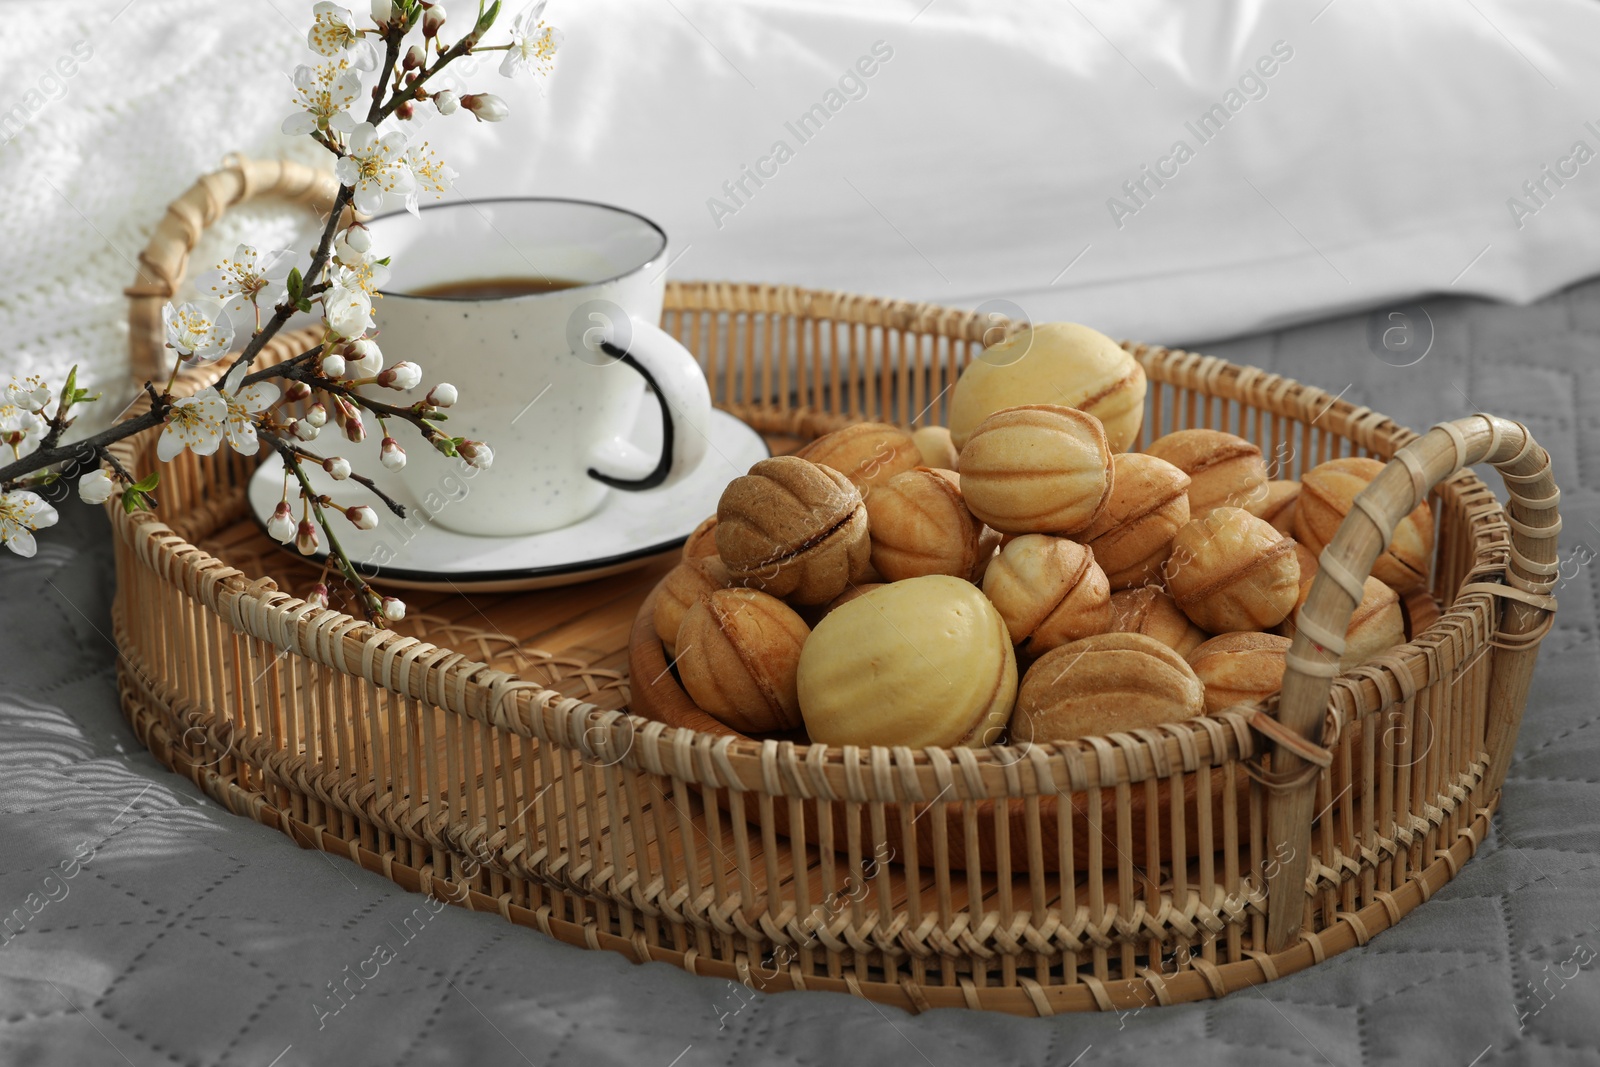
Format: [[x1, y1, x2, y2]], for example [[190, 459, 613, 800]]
[[0, 0, 560, 625]]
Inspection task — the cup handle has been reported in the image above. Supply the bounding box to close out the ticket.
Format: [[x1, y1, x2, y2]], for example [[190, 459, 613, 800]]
[[587, 316, 713, 491]]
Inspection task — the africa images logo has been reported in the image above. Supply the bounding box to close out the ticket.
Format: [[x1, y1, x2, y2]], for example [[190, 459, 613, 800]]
[[705, 40, 895, 229], [1106, 40, 1295, 229]]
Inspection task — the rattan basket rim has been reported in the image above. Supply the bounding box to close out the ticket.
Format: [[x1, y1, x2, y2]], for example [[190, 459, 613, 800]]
[[106, 320, 1519, 801], [113, 156, 1552, 801], [107, 156, 1561, 994]]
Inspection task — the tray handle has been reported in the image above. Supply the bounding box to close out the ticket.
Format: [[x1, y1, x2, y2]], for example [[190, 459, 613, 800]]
[[124, 156, 344, 384], [1265, 413, 1560, 952]]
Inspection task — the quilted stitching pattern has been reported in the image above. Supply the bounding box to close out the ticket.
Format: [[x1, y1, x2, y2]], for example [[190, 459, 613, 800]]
[[4, 283, 1600, 1065]]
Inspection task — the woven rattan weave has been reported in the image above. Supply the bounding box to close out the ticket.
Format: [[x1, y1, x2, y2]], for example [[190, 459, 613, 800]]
[[109, 160, 1559, 1014]]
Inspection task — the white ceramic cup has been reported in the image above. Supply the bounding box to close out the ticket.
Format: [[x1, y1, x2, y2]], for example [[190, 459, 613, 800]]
[[364, 198, 712, 537]]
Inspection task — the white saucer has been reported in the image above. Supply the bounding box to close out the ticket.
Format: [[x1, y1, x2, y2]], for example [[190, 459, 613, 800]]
[[246, 408, 768, 592]]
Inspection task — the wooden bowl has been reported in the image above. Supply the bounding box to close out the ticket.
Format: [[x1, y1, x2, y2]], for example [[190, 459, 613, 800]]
[[630, 585, 1252, 873]]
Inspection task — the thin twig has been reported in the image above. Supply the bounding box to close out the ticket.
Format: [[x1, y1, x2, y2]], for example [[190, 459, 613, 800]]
[[94, 444, 155, 509], [283, 441, 407, 518], [264, 430, 382, 623], [0, 393, 170, 490], [273, 360, 449, 447], [377, 37, 473, 122]]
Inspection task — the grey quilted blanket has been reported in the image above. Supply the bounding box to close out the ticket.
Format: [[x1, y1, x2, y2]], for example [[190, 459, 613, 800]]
[[2, 282, 1598, 1066]]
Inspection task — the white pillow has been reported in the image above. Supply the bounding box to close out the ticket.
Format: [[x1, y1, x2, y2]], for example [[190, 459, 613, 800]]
[[430, 0, 1600, 344]]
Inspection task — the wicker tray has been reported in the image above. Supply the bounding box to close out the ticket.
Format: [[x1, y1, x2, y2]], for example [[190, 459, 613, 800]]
[[110, 159, 1560, 1015]]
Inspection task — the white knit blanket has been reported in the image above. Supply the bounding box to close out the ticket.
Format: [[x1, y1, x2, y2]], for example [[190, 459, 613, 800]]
[[0, 0, 321, 428]]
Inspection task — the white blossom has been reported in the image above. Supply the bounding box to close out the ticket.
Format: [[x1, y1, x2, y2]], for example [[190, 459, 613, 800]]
[[403, 141, 456, 215], [381, 595, 406, 621], [345, 338, 383, 377], [215, 381, 280, 455], [198, 244, 297, 318], [306, 402, 329, 428], [461, 94, 509, 123], [320, 353, 348, 378], [377, 361, 421, 390], [157, 393, 228, 461], [0, 405, 44, 460], [334, 228, 374, 269], [5, 375, 51, 411], [308, 2, 379, 69], [459, 440, 493, 470], [292, 418, 321, 442], [380, 436, 406, 471], [164, 300, 235, 365], [340, 408, 367, 442], [77, 468, 116, 505], [334, 259, 390, 298], [282, 62, 364, 136], [267, 500, 296, 543], [346, 504, 379, 530], [500, 2, 561, 80], [426, 383, 457, 408], [370, 1, 394, 28], [0, 490, 59, 558], [295, 519, 321, 555], [343, 224, 373, 253], [307, 581, 331, 608], [324, 456, 352, 480], [324, 285, 375, 340], [334, 122, 414, 215], [432, 90, 458, 116]]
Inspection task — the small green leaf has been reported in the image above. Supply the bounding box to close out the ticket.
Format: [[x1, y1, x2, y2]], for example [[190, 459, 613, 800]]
[[475, 0, 501, 35], [296, 297, 314, 314], [122, 487, 142, 514], [131, 470, 161, 493], [287, 267, 304, 305], [61, 365, 77, 400]]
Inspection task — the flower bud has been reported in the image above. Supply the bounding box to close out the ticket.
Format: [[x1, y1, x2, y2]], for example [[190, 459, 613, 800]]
[[333, 236, 368, 270], [306, 582, 331, 609], [295, 519, 320, 555], [459, 439, 494, 470], [77, 468, 115, 505], [306, 401, 329, 427], [382, 596, 407, 621], [404, 44, 425, 69], [343, 225, 372, 254], [342, 413, 367, 443], [425, 382, 458, 408], [380, 436, 407, 471], [461, 94, 509, 123], [320, 353, 348, 378], [323, 456, 352, 480], [423, 4, 445, 36], [345, 338, 383, 377], [267, 501, 296, 543], [292, 418, 320, 442], [371, 0, 394, 27], [285, 381, 313, 404], [346, 504, 379, 530], [433, 90, 459, 115], [378, 361, 422, 390], [396, 101, 415, 121]]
